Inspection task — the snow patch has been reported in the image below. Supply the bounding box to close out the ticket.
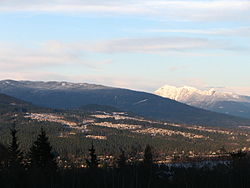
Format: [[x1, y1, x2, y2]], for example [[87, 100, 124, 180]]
[[133, 99, 148, 105]]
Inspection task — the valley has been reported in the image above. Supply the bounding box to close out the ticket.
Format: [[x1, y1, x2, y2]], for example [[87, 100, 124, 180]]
[[2, 3, 250, 187], [1, 103, 250, 164]]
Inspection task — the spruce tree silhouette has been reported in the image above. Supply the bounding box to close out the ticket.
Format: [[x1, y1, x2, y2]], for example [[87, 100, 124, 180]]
[[117, 149, 127, 169], [0, 143, 8, 168], [143, 145, 153, 167], [142, 145, 154, 188], [8, 126, 23, 169], [30, 127, 57, 171], [86, 143, 99, 168]]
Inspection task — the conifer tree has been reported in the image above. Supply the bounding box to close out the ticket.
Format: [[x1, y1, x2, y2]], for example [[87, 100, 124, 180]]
[[143, 145, 153, 167], [8, 127, 23, 169], [142, 145, 154, 188], [117, 149, 127, 168], [29, 127, 57, 171], [0, 143, 8, 168], [86, 143, 99, 168]]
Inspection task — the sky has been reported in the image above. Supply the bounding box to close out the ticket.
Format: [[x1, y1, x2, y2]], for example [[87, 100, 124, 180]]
[[0, 0, 250, 95]]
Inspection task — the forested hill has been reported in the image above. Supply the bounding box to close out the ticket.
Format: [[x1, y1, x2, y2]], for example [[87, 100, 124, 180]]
[[0, 80, 250, 127], [0, 93, 52, 114], [0, 93, 35, 113], [0, 92, 250, 158]]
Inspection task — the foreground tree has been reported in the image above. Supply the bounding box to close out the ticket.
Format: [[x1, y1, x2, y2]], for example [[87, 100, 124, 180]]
[[143, 145, 153, 167], [29, 127, 57, 171], [86, 143, 99, 168], [8, 127, 23, 169], [117, 149, 127, 169], [0, 143, 8, 168], [141, 145, 154, 188]]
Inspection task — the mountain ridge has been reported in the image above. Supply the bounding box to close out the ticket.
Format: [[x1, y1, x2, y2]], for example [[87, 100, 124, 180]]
[[0, 80, 250, 127], [155, 85, 250, 119]]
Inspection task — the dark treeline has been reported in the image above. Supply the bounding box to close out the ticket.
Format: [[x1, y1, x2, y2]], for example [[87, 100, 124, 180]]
[[0, 127, 250, 188]]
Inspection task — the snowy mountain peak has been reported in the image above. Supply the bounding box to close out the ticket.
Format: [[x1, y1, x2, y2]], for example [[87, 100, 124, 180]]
[[155, 85, 218, 102], [155, 84, 250, 119], [154, 85, 250, 106]]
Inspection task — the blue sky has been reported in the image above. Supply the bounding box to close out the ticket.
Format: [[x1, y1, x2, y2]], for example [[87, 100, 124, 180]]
[[0, 0, 250, 95]]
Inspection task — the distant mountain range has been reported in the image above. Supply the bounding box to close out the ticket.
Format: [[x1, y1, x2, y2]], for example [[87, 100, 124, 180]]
[[155, 85, 250, 119], [0, 80, 250, 127]]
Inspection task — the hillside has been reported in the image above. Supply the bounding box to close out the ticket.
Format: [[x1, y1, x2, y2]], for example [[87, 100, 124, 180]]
[[0, 97, 249, 158], [0, 92, 249, 159], [0, 93, 36, 114], [0, 80, 250, 127]]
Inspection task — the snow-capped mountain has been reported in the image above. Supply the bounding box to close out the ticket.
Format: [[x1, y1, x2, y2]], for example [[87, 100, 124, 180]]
[[1, 80, 250, 127], [155, 85, 250, 119]]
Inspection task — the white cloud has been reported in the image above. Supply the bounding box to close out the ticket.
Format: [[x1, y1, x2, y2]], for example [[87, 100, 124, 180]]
[[147, 27, 250, 37], [0, 37, 245, 72], [0, 0, 249, 22], [0, 41, 113, 70], [88, 37, 242, 54]]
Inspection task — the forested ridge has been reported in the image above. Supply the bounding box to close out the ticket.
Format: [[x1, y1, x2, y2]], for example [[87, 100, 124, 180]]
[[0, 127, 250, 188], [0, 102, 250, 158]]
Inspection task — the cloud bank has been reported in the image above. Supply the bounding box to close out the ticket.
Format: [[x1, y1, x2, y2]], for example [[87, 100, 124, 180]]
[[147, 27, 250, 38], [0, 0, 249, 22], [90, 37, 233, 54], [0, 41, 113, 71], [0, 36, 244, 71]]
